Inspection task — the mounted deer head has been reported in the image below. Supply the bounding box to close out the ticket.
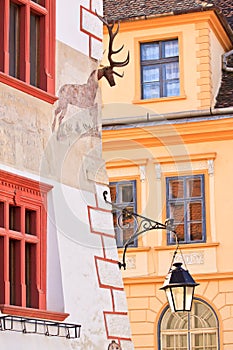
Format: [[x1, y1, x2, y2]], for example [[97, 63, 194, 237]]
[[96, 12, 130, 86]]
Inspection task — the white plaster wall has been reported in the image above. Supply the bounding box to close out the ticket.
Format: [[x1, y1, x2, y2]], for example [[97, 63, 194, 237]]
[[0, 164, 132, 348], [56, 0, 103, 60], [47, 182, 122, 348], [210, 28, 225, 107]]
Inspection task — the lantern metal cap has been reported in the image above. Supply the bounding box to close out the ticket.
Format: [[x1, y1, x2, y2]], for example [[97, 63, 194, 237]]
[[160, 262, 199, 290]]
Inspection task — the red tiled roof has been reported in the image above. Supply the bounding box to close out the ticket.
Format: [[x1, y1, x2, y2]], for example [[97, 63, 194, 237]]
[[104, 0, 233, 29]]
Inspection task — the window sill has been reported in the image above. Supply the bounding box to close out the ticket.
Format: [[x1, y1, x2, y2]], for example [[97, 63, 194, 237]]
[[118, 246, 151, 253], [0, 305, 69, 322], [0, 73, 57, 104], [132, 94, 186, 105], [154, 242, 220, 251]]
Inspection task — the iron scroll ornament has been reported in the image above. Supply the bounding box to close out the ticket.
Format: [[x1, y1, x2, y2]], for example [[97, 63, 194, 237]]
[[103, 191, 177, 270]]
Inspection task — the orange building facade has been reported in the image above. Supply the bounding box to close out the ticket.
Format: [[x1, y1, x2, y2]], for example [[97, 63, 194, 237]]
[[102, 3, 233, 349]]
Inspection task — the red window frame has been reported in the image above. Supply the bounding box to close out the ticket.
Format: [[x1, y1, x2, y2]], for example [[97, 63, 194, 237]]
[[0, 0, 56, 103], [0, 170, 68, 321]]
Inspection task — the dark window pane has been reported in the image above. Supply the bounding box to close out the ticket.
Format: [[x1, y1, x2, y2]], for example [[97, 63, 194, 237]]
[[121, 184, 134, 203], [174, 223, 185, 241], [0, 237, 4, 303], [187, 178, 202, 197], [190, 223, 202, 241], [31, 0, 45, 5], [9, 205, 21, 231], [169, 180, 184, 199], [9, 2, 20, 79], [110, 185, 117, 203], [10, 239, 21, 305], [0, 202, 4, 228], [30, 13, 40, 87], [25, 243, 38, 308], [25, 209, 37, 235], [188, 202, 202, 221]]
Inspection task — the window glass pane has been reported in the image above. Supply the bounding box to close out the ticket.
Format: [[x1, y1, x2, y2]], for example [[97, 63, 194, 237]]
[[164, 62, 179, 80], [163, 62, 180, 97], [10, 239, 21, 306], [193, 301, 217, 328], [122, 206, 134, 244], [169, 180, 184, 199], [189, 222, 202, 241], [193, 333, 204, 346], [110, 181, 137, 247], [170, 203, 184, 222], [0, 237, 4, 303], [165, 80, 180, 97], [188, 202, 202, 221], [120, 184, 134, 203], [25, 209, 37, 235], [143, 82, 160, 99], [142, 65, 159, 82], [163, 40, 179, 58], [0, 202, 4, 227], [31, 0, 45, 5], [9, 2, 20, 79], [109, 185, 117, 203], [141, 43, 159, 60], [9, 205, 21, 231], [30, 13, 40, 87], [25, 243, 38, 308], [187, 178, 202, 197]]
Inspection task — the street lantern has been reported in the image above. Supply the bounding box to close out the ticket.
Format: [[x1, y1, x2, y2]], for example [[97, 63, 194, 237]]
[[103, 191, 199, 313], [160, 262, 199, 312]]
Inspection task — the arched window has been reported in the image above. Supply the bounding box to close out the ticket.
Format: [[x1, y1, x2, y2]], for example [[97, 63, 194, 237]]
[[158, 298, 219, 350]]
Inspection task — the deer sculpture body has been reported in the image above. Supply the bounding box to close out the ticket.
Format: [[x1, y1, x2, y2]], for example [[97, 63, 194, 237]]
[[52, 15, 129, 131]]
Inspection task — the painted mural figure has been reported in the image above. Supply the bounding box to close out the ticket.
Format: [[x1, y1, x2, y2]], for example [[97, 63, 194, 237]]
[[52, 14, 129, 132]]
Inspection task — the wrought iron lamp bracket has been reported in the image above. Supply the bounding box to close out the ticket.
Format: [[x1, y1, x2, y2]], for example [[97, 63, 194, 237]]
[[103, 191, 176, 269]]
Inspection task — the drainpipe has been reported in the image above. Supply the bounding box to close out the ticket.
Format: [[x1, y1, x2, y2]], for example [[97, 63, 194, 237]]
[[222, 49, 233, 72], [102, 107, 233, 127]]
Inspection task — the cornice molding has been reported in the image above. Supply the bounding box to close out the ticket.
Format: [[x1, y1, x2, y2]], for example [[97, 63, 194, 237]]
[[106, 158, 148, 169], [153, 153, 217, 164], [103, 118, 233, 150]]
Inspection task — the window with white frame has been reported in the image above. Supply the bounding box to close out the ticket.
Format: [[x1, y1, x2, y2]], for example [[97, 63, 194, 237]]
[[166, 175, 206, 244], [109, 180, 137, 248], [140, 39, 179, 99], [158, 299, 219, 350]]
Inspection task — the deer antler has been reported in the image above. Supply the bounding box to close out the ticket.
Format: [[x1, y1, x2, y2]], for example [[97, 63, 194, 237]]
[[96, 12, 130, 71]]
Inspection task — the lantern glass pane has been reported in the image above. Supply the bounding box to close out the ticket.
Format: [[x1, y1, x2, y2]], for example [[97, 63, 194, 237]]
[[171, 286, 184, 311], [185, 286, 194, 311], [165, 289, 175, 313]]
